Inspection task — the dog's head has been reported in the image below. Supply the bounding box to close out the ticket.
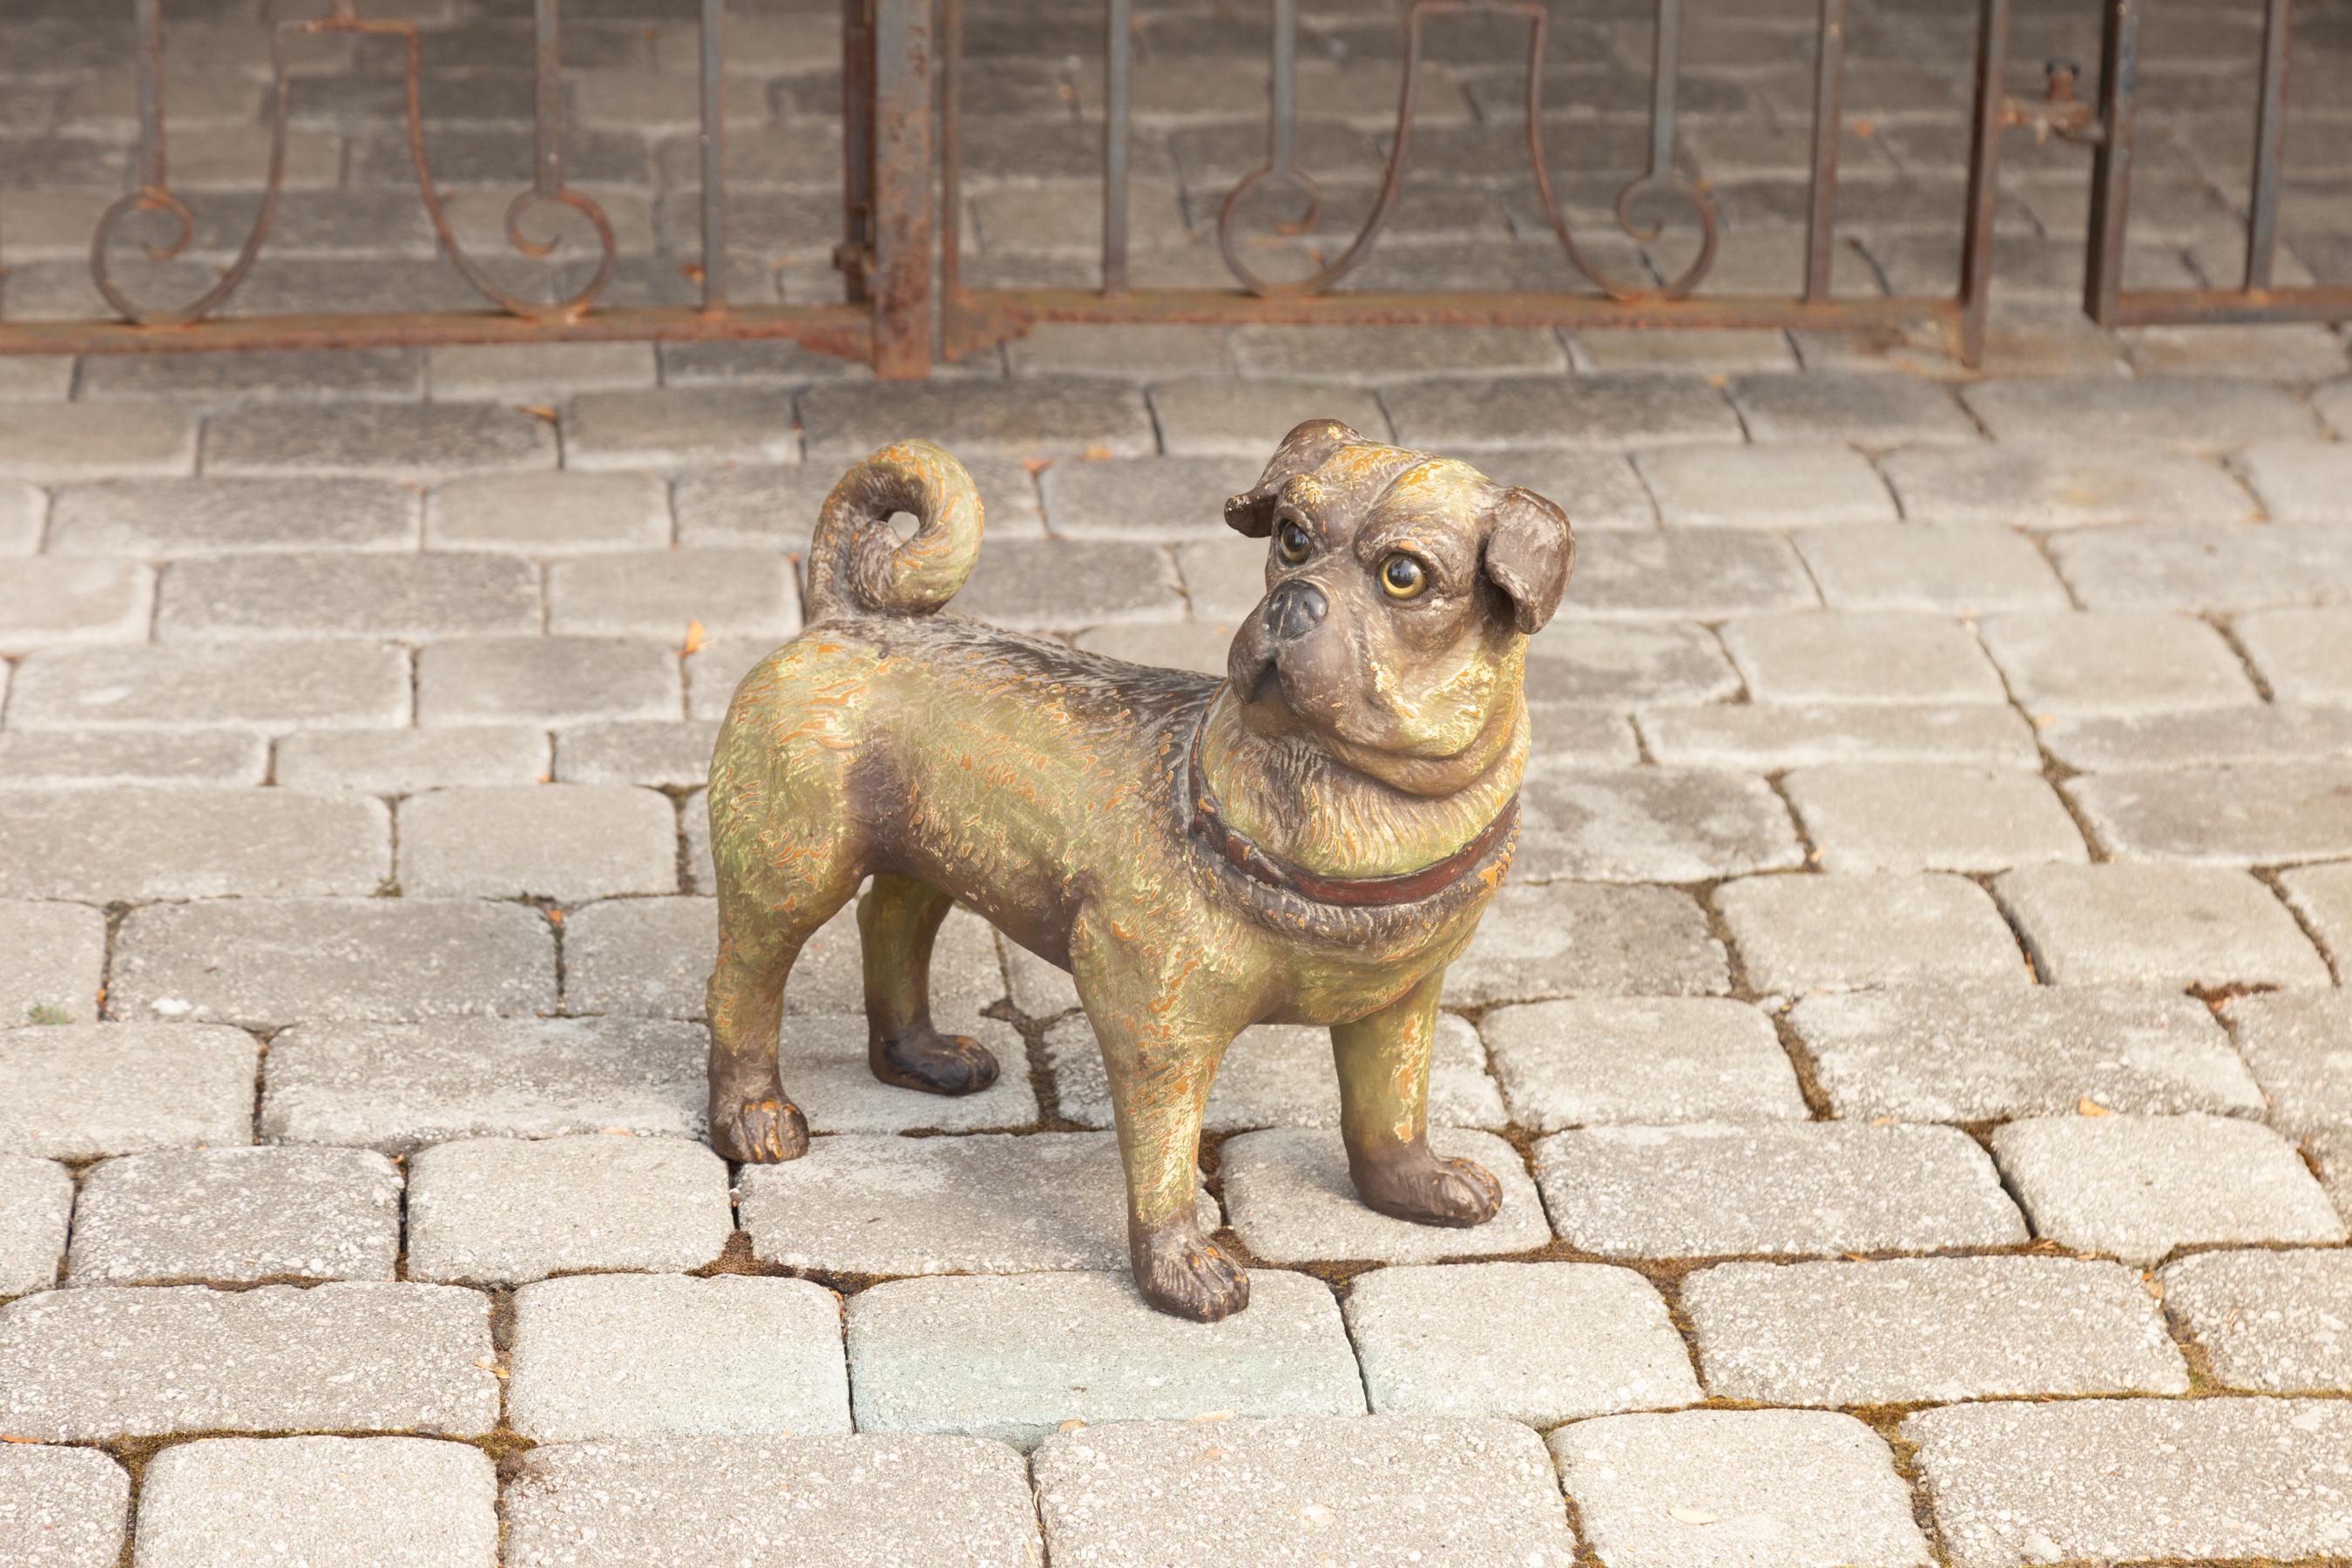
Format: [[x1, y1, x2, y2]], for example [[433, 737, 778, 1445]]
[[1221, 419, 1572, 775]]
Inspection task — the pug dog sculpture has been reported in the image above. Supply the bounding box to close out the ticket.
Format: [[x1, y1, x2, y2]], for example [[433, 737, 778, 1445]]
[[705, 419, 1572, 1321]]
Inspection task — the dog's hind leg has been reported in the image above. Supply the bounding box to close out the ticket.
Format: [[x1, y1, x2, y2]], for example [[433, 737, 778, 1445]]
[[859, 874, 1000, 1096], [1332, 970, 1502, 1227], [1070, 908, 1250, 1321], [706, 879, 831, 1164]]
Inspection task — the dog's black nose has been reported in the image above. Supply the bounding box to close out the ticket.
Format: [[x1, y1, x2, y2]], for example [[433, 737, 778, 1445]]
[[1265, 581, 1327, 642]]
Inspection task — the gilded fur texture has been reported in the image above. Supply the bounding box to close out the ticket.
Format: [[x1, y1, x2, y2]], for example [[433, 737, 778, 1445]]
[[704, 422, 1572, 1318]]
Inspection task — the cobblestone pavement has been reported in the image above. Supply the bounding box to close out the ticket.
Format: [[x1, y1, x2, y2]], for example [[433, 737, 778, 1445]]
[[5, 0, 2352, 1563]]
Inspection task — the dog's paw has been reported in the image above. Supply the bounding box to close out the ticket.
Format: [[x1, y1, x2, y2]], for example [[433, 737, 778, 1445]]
[[711, 1095, 809, 1164], [1354, 1148, 1504, 1229], [1132, 1227, 1250, 1321], [870, 1026, 1001, 1097]]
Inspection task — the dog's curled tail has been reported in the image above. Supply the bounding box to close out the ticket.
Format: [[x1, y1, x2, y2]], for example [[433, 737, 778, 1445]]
[[804, 438, 983, 619]]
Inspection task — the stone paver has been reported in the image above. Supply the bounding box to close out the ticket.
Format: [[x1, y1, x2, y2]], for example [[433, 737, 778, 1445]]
[[0, 1153, 71, 1297], [1713, 872, 2028, 994], [417, 636, 682, 727], [2069, 760, 2352, 866], [1523, 619, 1739, 710], [1534, 1122, 2026, 1259], [0, 558, 153, 651], [2159, 1248, 2352, 1393], [1792, 984, 2263, 1121], [1038, 453, 1260, 537], [558, 720, 720, 787], [203, 402, 556, 480], [1387, 373, 1741, 452], [739, 1132, 1217, 1276], [2039, 705, 2352, 772], [2235, 440, 2352, 522], [160, 552, 541, 641], [1220, 1127, 1551, 1264], [428, 470, 671, 553], [1979, 609, 2261, 714], [2051, 522, 2352, 612], [1996, 862, 2331, 987], [1563, 530, 1817, 618], [1634, 443, 1896, 527], [1904, 1397, 2352, 1568], [1964, 375, 2318, 450], [549, 550, 800, 639], [0, 728, 268, 788], [2227, 991, 2352, 1139], [0, 901, 102, 1025], [2239, 605, 2352, 705], [1638, 703, 2039, 771], [1034, 1416, 1579, 1567], [1345, 1261, 1700, 1425], [1793, 523, 2069, 612], [48, 475, 418, 556], [1732, 371, 1977, 447], [6, 640, 411, 731], [848, 1270, 1363, 1449], [1402, 880, 1728, 1005], [67, 1146, 402, 1286], [134, 1437, 497, 1568], [0, 402, 196, 480], [0, 786, 389, 900], [769, 1013, 1038, 1134], [1781, 762, 2085, 873], [1479, 997, 1806, 1128], [1151, 376, 1388, 456], [398, 784, 678, 900], [276, 726, 552, 791], [405, 1134, 733, 1285], [2281, 858, 2352, 969], [1720, 612, 2007, 705], [1991, 1114, 2348, 1265], [262, 1017, 706, 1152], [561, 388, 799, 470], [511, 1274, 850, 1440], [0, 1446, 129, 1568], [0, 1281, 498, 1439], [1881, 443, 2257, 526], [503, 1435, 1044, 1567], [112, 897, 556, 1025], [801, 376, 1156, 462], [1554, 1409, 1932, 1568], [1513, 764, 1804, 882], [1684, 1256, 2186, 1407], [0, 1023, 255, 1159], [1046, 1014, 1503, 1132]]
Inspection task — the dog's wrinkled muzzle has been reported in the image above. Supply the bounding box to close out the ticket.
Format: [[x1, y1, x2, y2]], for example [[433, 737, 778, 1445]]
[[1228, 580, 1326, 704]]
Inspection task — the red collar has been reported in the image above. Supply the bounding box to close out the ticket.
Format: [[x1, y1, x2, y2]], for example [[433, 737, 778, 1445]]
[[1186, 717, 1517, 908]]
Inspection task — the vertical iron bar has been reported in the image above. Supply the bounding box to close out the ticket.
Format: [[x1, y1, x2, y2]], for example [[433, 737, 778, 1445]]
[[531, 0, 563, 196], [1955, 0, 2010, 366], [133, 0, 168, 192], [2245, 0, 2290, 291], [2083, 0, 2140, 323], [1269, 0, 1295, 174], [840, 0, 875, 304], [1103, 0, 1132, 295], [1645, 0, 1683, 186], [1802, 0, 1848, 302], [940, 0, 963, 307], [869, 0, 935, 377], [700, 0, 727, 310]]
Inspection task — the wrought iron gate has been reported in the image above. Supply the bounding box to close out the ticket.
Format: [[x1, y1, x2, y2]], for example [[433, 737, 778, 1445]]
[[0, 0, 2341, 375]]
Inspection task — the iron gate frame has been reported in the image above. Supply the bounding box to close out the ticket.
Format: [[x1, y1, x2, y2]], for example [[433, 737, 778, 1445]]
[[1, 0, 2344, 374], [0, 0, 938, 377]]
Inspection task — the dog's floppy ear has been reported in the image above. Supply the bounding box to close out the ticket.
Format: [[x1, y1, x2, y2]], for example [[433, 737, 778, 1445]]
[[1483, 486, 1574, 633], [1223, 417, 1361, 538]]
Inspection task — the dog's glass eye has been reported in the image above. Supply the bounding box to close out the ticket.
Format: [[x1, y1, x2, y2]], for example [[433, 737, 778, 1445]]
[[1381, 553, 1429, 599], [1275, 520, 1312, 564]]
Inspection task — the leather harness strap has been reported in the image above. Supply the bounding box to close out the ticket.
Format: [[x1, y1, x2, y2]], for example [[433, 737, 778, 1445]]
[[1186, 716, 1517, 909]]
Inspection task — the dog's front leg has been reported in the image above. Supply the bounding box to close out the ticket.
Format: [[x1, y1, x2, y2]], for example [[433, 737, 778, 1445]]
[[1332, 970, 1502, 1228], [1070, 909, 1250, 1322]]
